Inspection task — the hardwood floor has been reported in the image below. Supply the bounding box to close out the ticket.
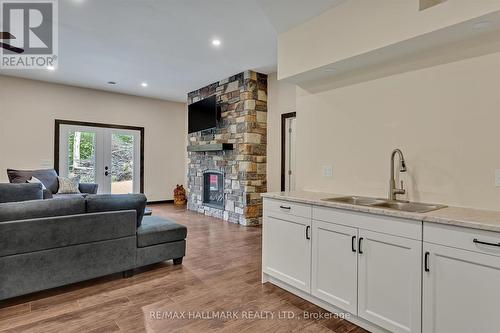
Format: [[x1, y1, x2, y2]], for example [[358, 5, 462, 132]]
[[0, 204, 368, 333]]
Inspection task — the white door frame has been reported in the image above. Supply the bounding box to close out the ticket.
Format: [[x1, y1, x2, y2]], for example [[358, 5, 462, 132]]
[[281, 112, 296, 192], [56, 120, 144, 194]]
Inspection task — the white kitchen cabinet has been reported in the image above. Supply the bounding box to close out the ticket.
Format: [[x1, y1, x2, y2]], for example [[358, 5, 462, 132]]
[[422, 242, 500, 333], [263, 213, 312, 293], [311, 220, 358, 313], [263, 196, 500, 333], [357, 229, 422, 333]]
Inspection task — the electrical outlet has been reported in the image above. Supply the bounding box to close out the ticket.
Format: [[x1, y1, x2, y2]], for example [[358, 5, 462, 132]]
[[322, 165, 333, 177], [496, 170, 500, 187]]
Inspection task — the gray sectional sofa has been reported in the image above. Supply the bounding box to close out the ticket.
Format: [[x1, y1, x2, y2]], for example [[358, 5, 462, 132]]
[[0, 183, 187, 301]]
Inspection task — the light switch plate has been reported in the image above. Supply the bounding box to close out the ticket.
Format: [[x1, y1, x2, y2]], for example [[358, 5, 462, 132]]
[[322, 165, 333, 177], [496, 170, 500, 187]]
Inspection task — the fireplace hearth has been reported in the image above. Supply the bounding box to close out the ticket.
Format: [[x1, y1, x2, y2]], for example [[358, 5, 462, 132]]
[[203, 171, 224, 209]]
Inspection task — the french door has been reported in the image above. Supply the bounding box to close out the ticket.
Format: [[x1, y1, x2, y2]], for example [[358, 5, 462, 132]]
[[58, 124, 141, 194]]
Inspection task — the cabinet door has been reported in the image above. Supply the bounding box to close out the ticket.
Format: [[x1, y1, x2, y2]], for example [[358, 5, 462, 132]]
[[423, 243, 500, 333], [263, 215, 311, 292], [358, 230, 421, 333], [311, 220, 358, 314]]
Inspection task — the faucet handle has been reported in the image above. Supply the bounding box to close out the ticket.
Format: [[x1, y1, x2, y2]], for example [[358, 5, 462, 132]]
[[400, 180, 406, 195]]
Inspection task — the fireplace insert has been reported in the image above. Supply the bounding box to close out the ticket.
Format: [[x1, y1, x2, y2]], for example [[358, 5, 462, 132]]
[[203, 170, 224, 209]]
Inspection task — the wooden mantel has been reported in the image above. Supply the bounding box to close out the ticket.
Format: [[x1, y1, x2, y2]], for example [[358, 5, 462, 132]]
[[187, 143, 234, 152]]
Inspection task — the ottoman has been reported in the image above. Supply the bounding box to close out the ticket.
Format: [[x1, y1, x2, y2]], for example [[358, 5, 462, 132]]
[[134, 215, 187, 269]]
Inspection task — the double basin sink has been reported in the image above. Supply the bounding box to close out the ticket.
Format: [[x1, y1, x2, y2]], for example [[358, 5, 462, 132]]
[[321, 196, 446, 213]]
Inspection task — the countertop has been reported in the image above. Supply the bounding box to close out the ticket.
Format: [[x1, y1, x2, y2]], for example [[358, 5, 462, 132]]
[[262, 191, 500, 233]]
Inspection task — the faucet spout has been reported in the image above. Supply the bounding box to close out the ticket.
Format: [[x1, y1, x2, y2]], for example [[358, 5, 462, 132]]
[[389, 149, 407, 201]]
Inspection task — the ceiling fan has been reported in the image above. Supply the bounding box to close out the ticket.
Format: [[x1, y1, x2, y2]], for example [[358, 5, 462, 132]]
[[0, 32, 25, 53]]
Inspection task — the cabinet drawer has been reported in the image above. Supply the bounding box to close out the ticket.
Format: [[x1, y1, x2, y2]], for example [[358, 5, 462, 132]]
[[264, 198, 312, 219], [424, 223, 500, 257]]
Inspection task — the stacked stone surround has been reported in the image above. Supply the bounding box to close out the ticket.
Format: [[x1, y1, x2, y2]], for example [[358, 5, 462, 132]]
[[187, 71, 267, 226]]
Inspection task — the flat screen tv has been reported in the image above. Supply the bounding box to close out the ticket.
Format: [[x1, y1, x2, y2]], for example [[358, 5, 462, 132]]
[[188, 95, 218, 133]]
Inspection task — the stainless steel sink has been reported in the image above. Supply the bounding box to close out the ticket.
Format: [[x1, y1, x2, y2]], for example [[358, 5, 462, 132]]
[[322, 196, 446, 213], [322, 196, 387, 206], [371, 201, 447, 213]]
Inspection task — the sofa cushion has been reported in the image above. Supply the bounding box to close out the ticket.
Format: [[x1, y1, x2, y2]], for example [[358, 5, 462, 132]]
[[0, 197, 86, 223], [78, 183, 99, 195], [43, 189, 53, 199], [27, 176, 47, 190], [137, 216, 187, 248], [7, 169, 59, 194], [0, 210, 137, 257], [0, 183, 43, 203], [86, 194, 147, 227]]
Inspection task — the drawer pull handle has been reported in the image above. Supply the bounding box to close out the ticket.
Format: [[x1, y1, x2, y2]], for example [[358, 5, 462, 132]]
[[279, 205, 291, 210], [306, 226, 311, 240], [473, 238, 500, 248], [358, 237, 364, 254], [351, 236, 357, 252], [424, 251, 430, 272]]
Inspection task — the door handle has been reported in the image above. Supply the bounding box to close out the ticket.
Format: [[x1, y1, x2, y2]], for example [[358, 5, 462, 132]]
[[104, 171, 109, 176], [424, 251, 430, 272], [306, 226, 311, 240], [358, 237, 364, 254], [351, 236, 357, 252]]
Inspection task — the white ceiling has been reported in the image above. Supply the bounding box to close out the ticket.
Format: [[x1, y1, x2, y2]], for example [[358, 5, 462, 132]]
[[0, 0, 344, 102]]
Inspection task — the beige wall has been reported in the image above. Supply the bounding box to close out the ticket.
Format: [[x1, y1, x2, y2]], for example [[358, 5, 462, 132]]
[[294, 51, 500, 211], [267, 73, 297, 192], [0, 76, 186, 201], [278, 0, 500, 79]]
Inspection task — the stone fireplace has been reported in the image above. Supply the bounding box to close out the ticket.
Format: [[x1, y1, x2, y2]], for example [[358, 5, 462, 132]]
[[187, 71, 267, 226]]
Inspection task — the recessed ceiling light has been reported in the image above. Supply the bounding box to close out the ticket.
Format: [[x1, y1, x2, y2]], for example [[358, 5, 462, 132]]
[[46, 65, 55, 71], [141, 82, 148, 87], [107, 81, 116, 85], [473, 21, 491, 30], [212, 39, 221, 47]]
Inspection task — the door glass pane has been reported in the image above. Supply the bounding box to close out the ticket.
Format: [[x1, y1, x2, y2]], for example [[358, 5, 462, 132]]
[[67, 131, 96, 183], [111, 133, 134, 194]]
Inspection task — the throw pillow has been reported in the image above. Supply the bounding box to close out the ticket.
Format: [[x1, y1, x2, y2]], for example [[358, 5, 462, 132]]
[[27, 176, 47, 190], [57, 176, 81, 194]]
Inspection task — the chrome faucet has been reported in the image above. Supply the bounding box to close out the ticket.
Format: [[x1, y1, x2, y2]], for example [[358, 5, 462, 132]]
[[389, 149, 407, 201]]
